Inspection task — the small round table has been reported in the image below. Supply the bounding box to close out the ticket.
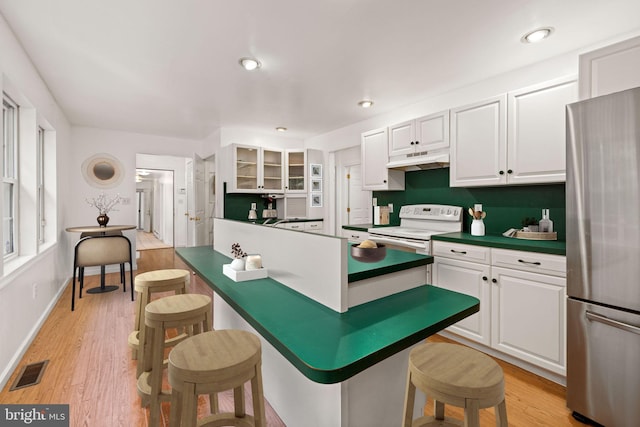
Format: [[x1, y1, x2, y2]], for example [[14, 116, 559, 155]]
[[66, 224, 136, 293]]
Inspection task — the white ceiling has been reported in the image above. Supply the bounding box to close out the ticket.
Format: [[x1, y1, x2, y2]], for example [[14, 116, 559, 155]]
[[1, 0, 640, 141]]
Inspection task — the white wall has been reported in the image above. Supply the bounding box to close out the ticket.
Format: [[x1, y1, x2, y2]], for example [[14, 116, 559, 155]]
[[68, 128, 206, 252], [0, 13, 73, 389]]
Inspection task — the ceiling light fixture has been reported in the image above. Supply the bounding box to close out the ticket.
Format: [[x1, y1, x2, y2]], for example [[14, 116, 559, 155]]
[[358, 100, 374, 108], [276, 127, 287, 132], [239, 57, 261, 71], [521, 27, 554, 44]]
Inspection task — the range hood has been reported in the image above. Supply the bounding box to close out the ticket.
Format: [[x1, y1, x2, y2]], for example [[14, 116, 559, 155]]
[[386, 151, 450, 171]]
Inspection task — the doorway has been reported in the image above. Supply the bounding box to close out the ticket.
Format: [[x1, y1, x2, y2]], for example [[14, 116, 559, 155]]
[[135, 168, 174, 250]]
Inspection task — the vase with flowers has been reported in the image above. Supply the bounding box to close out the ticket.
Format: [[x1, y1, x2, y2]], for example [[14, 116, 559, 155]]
[[85, 192, 121, 227], [230, 243, 247, 271]]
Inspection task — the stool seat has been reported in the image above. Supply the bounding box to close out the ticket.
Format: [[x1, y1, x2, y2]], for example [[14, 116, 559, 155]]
[[403, 342, 508, 427], [144, 293, 210, 324], [129, 269, 189, 363], [168, 330, 265, 427]]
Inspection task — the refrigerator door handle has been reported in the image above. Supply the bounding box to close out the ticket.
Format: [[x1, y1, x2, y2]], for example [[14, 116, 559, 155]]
[[586, 310, 640, 336]]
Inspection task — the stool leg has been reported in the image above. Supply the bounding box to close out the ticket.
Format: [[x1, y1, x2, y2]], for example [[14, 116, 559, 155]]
[[434, 400, 445, 421], [233, 385, 245, 418], [181, 382, 197, 427], [169, 388, 182, 427], [464, 398, 480, 427], [251, 362, 266, 427], [208, 392, 218, 414], [495, 400, 508, 427], [149, 326, 165, 427], [402, 370, 416, 427]]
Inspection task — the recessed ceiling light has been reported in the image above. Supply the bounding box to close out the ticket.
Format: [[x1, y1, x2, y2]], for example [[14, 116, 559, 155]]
[[358, 100, 374, 108], [276, 127, 287, 132], [239, 57, 261, 71], [521, 27, 554, 44]]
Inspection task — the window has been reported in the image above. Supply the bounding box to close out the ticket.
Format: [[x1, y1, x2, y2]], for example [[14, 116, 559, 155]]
[[2, 95, 18, 258], [37, 126, 45, 244]]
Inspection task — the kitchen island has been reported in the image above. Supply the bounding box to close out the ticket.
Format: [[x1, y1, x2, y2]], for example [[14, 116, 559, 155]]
[[177, 241, 479, 426]]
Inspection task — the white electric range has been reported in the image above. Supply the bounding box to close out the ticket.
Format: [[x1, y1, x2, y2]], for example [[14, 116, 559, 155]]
[[367, 204, 463, 255]]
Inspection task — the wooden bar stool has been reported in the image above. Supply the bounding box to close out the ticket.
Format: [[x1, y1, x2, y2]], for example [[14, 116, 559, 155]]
[[137, 293, 213, 427], [168, 329, 265, 427], [128, 269, 190, 364], [402, 342, 508, 427]]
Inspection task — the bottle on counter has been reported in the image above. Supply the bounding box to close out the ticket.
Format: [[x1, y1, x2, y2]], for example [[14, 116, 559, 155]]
[[539, 209, 553, 233]]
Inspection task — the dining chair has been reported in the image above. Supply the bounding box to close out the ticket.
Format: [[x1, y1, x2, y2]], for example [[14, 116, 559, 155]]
[[71, 234, 134, 311], [80, 230, 125, 283]]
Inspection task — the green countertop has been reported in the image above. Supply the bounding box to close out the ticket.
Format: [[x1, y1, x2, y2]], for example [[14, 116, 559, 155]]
[[432, 232, 566, 256], [342, 224, 373, 232], [176, 246, 479, 384], [348, 248, 432, 283]]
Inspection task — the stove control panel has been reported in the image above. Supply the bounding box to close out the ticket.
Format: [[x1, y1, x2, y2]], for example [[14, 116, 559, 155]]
[[399, 204, 462, 221]]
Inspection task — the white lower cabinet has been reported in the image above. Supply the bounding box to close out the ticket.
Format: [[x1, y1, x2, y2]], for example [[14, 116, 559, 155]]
[[432, 241, 566, 377]]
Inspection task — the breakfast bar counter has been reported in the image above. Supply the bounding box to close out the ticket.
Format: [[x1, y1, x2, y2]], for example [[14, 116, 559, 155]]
[[176, 245, 479, 426]]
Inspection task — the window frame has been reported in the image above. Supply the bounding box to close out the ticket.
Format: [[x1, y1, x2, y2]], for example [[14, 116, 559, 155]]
[[37, 125, 45, 244], [2, 94, 19, 260]]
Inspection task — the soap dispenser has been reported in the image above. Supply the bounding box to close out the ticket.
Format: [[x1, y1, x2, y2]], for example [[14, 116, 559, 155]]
[[539, 209, 553, 233]]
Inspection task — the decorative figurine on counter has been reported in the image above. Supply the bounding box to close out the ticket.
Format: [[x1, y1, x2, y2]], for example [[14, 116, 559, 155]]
[[469, 204, 486, 236], [230, 243, 247, 271]]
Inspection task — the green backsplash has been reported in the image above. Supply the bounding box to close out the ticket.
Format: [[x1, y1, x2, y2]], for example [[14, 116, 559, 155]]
[[373, 168, 566, 240], [223, 182, 280, 221]]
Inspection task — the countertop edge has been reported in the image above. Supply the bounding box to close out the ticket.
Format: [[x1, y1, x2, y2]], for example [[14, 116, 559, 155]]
[[432, 232, 566, 255]]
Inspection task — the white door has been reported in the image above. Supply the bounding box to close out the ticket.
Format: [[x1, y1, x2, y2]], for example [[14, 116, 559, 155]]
[[186, 155, 207, 247], [346, 164, 371, 225]]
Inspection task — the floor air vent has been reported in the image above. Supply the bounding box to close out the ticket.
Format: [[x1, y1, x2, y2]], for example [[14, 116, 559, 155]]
[[9, 360, 49, 391]]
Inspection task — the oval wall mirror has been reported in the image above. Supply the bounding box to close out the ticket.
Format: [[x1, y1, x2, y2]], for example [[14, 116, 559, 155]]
[[81, 153, 124, 189]]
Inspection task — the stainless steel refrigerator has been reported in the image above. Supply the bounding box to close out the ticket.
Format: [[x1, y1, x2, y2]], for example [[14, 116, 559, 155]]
[[566, 87, 640, 427]]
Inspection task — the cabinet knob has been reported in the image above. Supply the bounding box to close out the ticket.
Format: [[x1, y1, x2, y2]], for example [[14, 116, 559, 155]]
[[499, 170, 505, 175], [415, 140, 419, 144], [482, 276, 488, 281], [507, 169, 513, 174], [383, 180, 387, 183], [491, 278, 497, 283], [410, 141, 415, 145]]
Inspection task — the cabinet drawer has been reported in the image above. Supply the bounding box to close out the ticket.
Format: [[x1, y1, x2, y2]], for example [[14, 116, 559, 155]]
[[284, 222, 304, 231], [304, 221, 323, 233], [432, 241, 491, 264], [342, 229, 369, 243], [492, 248, 566, 277]]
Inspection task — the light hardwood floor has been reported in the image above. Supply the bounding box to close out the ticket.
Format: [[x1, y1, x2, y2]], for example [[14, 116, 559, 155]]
[[136, 230, 173, 251], [1, 248, 584, 426]]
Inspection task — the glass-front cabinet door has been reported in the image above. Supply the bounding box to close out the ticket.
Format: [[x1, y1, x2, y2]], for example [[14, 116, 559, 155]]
[[231, 145, 284, 193], [233, 145, 259, 191], [286, 150, 306, 193]]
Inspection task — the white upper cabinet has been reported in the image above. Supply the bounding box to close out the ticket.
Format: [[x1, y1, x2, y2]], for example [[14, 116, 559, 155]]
[[450, 76, 577, 187], [507, 77, 578, 185], [361, 127, 405, 191], [450, 95, 507, 187], [579, 35, 640, 100], [230, 145, 284, 193], [388, 110, 450, 158]]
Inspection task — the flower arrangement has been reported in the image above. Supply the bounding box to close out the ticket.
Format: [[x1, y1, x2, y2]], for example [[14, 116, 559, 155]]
[[231, 243, 247, 259], [85, 192, 121, 215]]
